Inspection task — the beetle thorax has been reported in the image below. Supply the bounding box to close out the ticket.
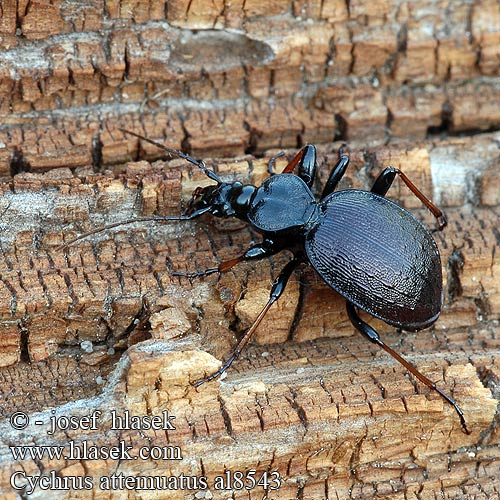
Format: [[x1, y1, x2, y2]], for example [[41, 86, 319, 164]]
[[247, 174, 319, 234]]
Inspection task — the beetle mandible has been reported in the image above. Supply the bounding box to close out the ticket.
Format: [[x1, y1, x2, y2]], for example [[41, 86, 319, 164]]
[[66, 129, 469, 434]]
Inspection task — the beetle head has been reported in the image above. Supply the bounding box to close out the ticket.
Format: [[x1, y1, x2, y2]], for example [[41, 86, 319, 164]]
[[185, 182, 243, 218], [185, 185, 218, 215]]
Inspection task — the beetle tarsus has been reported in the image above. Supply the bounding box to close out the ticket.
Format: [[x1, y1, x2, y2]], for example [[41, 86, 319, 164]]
[[172, 248, 279, 280], [192, 353, 237, 387], [432, 384, 471, 434], [267, 151, 286, 175], [437, 214, 448, 231], [172, 268, 220, 279]]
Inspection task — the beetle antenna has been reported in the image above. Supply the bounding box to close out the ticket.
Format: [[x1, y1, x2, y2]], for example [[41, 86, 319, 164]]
[[119, 128, 222, 184], [56, 209, 210, 250]]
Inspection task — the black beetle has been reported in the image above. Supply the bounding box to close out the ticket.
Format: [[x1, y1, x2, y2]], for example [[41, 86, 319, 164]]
[[65, 129, 469, 434]]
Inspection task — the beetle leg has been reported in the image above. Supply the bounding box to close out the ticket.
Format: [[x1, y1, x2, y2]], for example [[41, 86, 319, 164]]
[[193, 258, 301, 387], [267, 151, 286, 175], [346, 301, 470, 434], [371, 167, 447, 230], [320, 148, 350, 199], [172, 240, 283, 279], [278, 145, 317, 188]]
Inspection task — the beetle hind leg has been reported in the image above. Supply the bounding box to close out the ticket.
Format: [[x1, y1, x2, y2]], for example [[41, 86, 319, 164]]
[[346, 301, 470, 434]]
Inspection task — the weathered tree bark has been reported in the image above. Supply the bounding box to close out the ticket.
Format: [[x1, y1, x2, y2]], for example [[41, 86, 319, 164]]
[[0, 1, 499, 499]]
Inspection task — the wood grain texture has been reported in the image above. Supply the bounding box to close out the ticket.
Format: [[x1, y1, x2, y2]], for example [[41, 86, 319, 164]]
[[0, 0, 499, 174], [0, 1, 499, 498], [0, 137, 498, 499]]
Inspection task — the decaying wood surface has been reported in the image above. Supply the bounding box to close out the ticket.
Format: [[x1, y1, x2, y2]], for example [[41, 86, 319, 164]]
[[1, 0, 500, 174], [0, 0, 499, 499], [0, 136, 498, 499]]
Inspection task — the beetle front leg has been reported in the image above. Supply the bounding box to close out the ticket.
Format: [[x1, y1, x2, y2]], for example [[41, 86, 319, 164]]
[[172, 240, 283, 279], [193, 258, 301, 387], [346, 301, 470, 434], [371, 167, 447, 230]]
